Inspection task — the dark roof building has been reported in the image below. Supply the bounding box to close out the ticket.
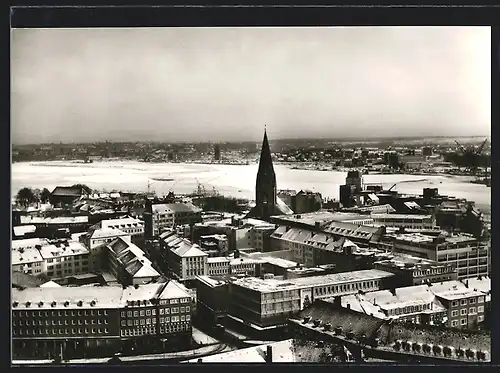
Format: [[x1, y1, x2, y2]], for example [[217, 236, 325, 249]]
[[288, 300, 491, 363], [50, 186, 85, 206]]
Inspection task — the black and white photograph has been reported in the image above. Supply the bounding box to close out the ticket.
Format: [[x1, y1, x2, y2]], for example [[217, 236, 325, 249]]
[[11, 25, 491, 364]]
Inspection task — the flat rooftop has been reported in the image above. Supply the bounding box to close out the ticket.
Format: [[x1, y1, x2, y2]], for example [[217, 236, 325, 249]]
[[372, 214, 433, 220], [429, 280, 485, 301], [231, 269, 394, 293], [271, 211, 371, 227]]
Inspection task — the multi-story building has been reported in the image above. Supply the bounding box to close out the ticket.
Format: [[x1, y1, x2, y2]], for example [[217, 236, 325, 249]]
[[292, 190, 323, 214], [270, 226, 365, 267], [371, 214, 436, 230], [95, 216, 145, 245], [145, 202, 202, 238], [207, 257, 231, 276], [193, 216, 277, 252], [429, 280, 487, 330], [12, 237, 48, 251], [336, 285, 448, 325], [199, 234, 228, 255], [11, 281, 193, 359], [39, 240, 90, 278], [373, 255, 457, 286], [195, 276, 229, 325], [12, 247, 44, 276], [80, 227, 131, 271], [380, 232, 490, 280], [228, 269, 395, 327], [105, 237, 160, 286], [160, 231, 208, 282], [19, 216, 91, 235]]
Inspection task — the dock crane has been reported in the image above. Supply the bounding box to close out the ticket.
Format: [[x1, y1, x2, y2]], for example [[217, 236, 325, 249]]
[[454, 138, 489, 176]]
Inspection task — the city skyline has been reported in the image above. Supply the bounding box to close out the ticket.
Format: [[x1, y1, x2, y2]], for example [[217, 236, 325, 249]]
[[11, 27, 491, 145]]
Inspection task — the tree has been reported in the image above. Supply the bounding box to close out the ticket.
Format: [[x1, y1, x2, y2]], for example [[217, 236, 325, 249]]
[[71, 184, 92, 195], [40, 188, 52, 203], [17, 187, 38, 207]]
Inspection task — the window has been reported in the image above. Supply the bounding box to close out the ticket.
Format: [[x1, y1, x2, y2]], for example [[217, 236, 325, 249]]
[[186, 306, 190, 312], [140, 310, 145, 317], [180, 307, 185, 313], [451, 320, 458, 327], [460, 299, 467, 306], [160, 309, 164, 315], [478, 315, 484, 322], [140, 319, 145, 325], [469, 307, 476, 314], [165, 308, 170, 314], [134, 320, 139, 326], [105, 328, 108, 333], [146, 310, 151, 316], [478, 296, 484, 303], [460, 309, 467, 316], [121, 320, 126, 326], [172, 307, 179, 314], [165, 317, 170, 323], [460, 319, 467, 325], [469, 298, 476, 304], [478, 306, 484, 313], [127, 311, 132, 317], [152, 309, 156, 316], [121, 312, 125, 318], [451, 310, 458, 317], [134, 311, 139, 317], [186, 315, 191, 321], [146, 318, 151, 325]]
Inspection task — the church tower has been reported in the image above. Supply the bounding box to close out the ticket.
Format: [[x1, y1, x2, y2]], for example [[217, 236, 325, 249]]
[[255, 129, 277, 207], [246, 128, 293, 221]]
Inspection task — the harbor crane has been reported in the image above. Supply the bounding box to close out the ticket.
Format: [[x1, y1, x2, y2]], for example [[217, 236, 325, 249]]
[[454, 138, 489, 176]]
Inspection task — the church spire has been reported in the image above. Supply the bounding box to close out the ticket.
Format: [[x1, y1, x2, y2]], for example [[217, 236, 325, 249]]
[[255, 127, 277, 207]]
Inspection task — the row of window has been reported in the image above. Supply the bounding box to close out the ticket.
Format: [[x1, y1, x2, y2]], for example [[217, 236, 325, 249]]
[[314, 280, 380, 296], [451, 297, 484, 307], [14, 310, 109, 317], [121, 328, 156, 337], [451, 306, 484, 317], [121, 318, 156, 326], [14, 319, 109, 326], [387, 303, 432, 316], [13, 328, 109, 336]]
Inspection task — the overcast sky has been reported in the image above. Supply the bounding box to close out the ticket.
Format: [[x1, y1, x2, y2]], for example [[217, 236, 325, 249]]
[[11, 27, 490, 145]]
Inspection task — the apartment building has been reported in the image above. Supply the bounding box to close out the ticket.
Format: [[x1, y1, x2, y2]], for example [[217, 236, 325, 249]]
[[199, 234, 228, 255], [371, 214, 436, 230], [105, 237, 160, 286], [11, 281, 193, 359], [381, 232, 490, 280], [229, 269, 395, 327], [429, 280, 487, 329]]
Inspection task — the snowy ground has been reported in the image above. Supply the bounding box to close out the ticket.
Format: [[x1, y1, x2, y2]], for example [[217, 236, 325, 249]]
[[192, 327, 219, 345]]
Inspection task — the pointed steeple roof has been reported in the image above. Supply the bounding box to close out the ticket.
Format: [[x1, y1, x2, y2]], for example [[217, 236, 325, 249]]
[[258, 129, 275, 176]]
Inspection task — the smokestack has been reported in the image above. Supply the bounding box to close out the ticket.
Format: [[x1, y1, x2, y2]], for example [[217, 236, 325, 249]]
[[266, 345, 273, 363]]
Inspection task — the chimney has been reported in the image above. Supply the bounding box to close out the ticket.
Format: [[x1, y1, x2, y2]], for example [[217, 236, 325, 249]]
[[266, 345, 273, 363], [197, 358, 203, 363], [465, 280, 469, 288], [346, 303, 351, 310]]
